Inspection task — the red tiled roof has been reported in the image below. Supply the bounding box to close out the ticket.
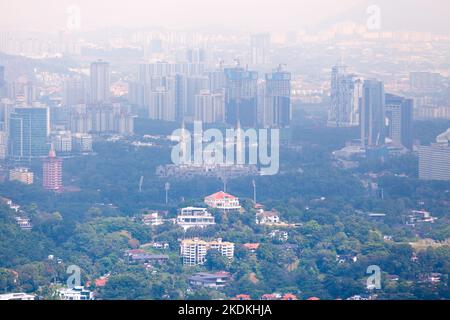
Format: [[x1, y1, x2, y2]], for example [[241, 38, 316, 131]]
[[232, 294, 251, 300], [243, 243, 260, 250], [307, 297, 320, 300], [95, 277, 108, 287], [282, 294, 298, 300], [206, 191, 237, 201]]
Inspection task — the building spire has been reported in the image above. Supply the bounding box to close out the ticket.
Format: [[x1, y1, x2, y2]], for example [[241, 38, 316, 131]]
[[49, 143, 56, 158]]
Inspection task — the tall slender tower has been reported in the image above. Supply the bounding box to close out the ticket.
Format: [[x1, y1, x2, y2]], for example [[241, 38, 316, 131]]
[[43, 145, 63, 192], [361, 79, 385, 148], [90, 60, 110, 104]]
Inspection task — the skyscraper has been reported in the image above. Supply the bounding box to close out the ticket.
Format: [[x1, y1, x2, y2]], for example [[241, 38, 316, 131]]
[[90, 60, 110, 103], [328, 65, 360, 127], [149, 87, 176, 121], [250, 34, 270, 66], [361, 80, 385, 148], [385, 93, 413, 150], [194, 90, 225, 124], [63, 76, 86, 106], [224, 67, 258, 127], [0, 65, 5, 98], [43, 146, 63, 191], [418, 129, 450, 181], [263, 69, 291, 128], [9, 106, 50, 160]]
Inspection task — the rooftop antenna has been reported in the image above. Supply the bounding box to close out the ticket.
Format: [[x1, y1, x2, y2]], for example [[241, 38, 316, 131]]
[[222, 176, 228, 193], [165, 182, 170, 205], [139, 176, 144, 193], [252, 179, 256, 204]]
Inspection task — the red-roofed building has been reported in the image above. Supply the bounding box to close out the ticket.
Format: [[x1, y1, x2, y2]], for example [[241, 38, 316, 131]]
[[243, 243, 260, 253], [86, 276, 109, 288], [307, 297, 320, 300], [204, 191, 241, 211], [281, 294, 298, 300]]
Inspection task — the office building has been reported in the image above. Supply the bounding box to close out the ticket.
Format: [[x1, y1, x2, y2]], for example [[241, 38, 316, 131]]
[[361, 80, 385, 148], [224, 67, 258, 127], [90, 60, 110, 103], [328, 65, 360, 127], [385, 93, 413, 150], [251, 34, 270, 65], [263, 70, 291, 128], [9, 106, 50, 160], [418, 129, 450, 181]]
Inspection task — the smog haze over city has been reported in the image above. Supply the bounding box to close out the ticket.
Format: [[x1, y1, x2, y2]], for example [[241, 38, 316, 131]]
[[0, 0, 450, 308]]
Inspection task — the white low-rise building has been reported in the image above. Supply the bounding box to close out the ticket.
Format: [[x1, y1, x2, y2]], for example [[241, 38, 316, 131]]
[[256, 209, 281, 225], [0, 293, 36, 300], [58, 286, 94, 300], [177, 207, 216, 231], [204, 191, 242, 211], [142, 211, 164, 226]]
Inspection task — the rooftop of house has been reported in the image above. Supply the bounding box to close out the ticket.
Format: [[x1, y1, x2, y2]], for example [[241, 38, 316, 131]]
[[243, 243, 260, 250], [189, 272, 231, 282], [205, 191, 238, 201], [257, 209, 280, 218]]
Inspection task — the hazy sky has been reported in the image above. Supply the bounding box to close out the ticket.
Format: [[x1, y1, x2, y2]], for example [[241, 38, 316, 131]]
[[0, 0, 449, 33]]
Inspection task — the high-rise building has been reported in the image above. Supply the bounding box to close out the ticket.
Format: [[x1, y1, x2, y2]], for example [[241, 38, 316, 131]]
[[186, 48, 206, 64], [43, 146, 63, 191], [63, 76, 86, 106], [251, 34, 270, 66], [149, 87, 176, 121], [0, 65, 5, 98], [224, 67, 258, 127], [180, 238, 234, 266], [361, 80, 385, 148], [263, 70, 291, 128], [208, 69, 226, 94], [418, 129, 450, 181], [69, 103, 134, 135], [410, 72, 442, 92], [328, 65, 360, 127], [24, 82, 36, 105], [90, 61, 110, 103], [194, 90, 225, 124], [385, 93, 413, 150], [9, 106, 50, 160]]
